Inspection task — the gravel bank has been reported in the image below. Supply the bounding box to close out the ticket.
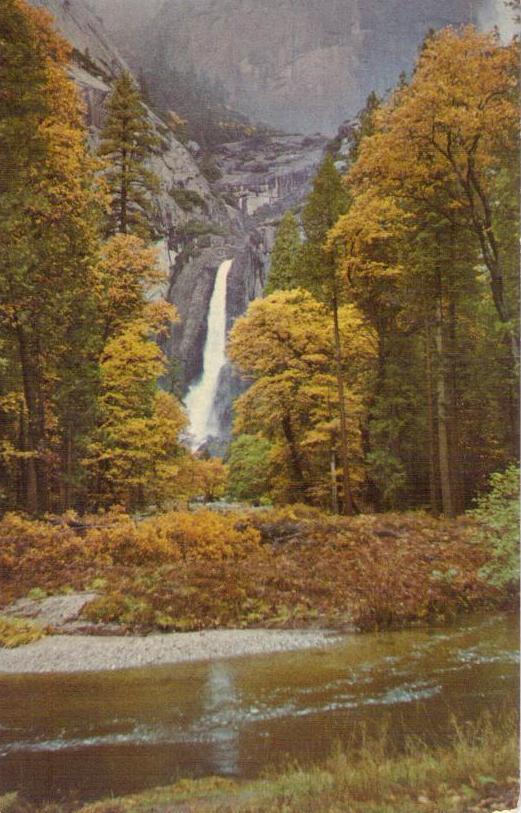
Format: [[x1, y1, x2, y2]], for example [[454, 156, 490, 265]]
[[0, 628, 343, 674]]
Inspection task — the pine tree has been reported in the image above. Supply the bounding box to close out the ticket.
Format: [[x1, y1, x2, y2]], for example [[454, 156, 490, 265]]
[[348, 90, 381, 164], [98, 72, 161, 240], [297, 156, 355, 515], [265, 212, 301, 294]]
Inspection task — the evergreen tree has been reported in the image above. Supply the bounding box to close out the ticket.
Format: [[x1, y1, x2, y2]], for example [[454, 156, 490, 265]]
[[348, 90, 381, 164], [98, 72, 161, 239], [265, 212, 301, 295], [297, 156, 355, 515]]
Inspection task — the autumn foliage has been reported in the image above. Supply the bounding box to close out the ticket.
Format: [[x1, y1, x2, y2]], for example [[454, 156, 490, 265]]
[[0, 1, 194, 516], [237, 26, 519, 517], [0, 508, 507, 633]]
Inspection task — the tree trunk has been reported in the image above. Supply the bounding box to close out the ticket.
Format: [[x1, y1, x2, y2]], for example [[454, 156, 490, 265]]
[[425, 322, 441, 515], [446, 151, 519, 368], [466, 165, 518, 363], [447, 299, 465, 513], [332, 289, 355, 516], [361, 323, 388, 512], [434, 293, 455, 518], [507, 379, 520, 461], [15, 322, 48, 514], [16, 406, 27, 511], [330, 449, 339, 514], [281, 412, 308, 502], [61, 423, 73, 511], [120, 148, 128, 234], [359, 415, 381, 511]]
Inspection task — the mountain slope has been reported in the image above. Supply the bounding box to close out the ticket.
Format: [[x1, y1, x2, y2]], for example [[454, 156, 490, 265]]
[[107, 0, 491, 135]]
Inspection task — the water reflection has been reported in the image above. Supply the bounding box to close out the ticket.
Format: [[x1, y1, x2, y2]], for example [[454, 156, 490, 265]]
[[203, 663, 240, 775]]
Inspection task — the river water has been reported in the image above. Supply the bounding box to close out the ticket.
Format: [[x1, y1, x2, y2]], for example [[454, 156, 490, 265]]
[[0, 613, 518, 803]]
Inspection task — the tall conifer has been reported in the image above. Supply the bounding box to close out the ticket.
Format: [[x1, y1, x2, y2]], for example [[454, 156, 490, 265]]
[[98, 72, 160, 239]]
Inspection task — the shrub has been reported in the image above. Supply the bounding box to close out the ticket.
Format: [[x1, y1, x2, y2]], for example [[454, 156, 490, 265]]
[[0, 508, 508, 633], [169, 187, 208, 213], [0, 513, 92, 586], [0, 616, 46, 648], [228, 434, 273, 503], [0, 509, 261, 587], [148, 511, 261, 562], [470, 464, 520, 591]]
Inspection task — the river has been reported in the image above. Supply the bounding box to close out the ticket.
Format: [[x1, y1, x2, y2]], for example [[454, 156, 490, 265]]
[[0, 612, 518, 803]]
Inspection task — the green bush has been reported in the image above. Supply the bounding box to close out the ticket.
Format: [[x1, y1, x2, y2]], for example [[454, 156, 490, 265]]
[[471, 464, 520, 590], [228, 434, 273, 502], [169, 187, 208, 213]]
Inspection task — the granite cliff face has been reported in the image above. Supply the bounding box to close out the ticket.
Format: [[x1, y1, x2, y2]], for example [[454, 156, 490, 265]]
[[166, 132, 326, 443], [114, 0, 488, 135]]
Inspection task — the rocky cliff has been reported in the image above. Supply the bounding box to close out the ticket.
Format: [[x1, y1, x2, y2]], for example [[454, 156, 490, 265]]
[[166, 132, 327, 440], [108, 0, 493, 135]]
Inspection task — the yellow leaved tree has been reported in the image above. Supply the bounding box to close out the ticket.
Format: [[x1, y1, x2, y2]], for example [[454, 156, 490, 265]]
[[228, 290, 374, 509], [84, 302, 187, 511]]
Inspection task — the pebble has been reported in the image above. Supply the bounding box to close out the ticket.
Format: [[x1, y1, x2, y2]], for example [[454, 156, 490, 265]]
[[0, 629, 343, 675]]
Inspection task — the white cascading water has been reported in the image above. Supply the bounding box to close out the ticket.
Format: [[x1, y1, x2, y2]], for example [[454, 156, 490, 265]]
[[184, 259, 233, 448]]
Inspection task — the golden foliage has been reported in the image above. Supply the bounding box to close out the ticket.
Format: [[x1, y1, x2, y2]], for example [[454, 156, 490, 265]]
[[228, 290, 375, 505], [0, 615, 46, 648], [94, 235, 163, 341]]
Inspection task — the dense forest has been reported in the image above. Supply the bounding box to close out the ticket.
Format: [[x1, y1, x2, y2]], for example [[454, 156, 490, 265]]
[[229, 27, 520, 517], [1, 1, 518, 522]]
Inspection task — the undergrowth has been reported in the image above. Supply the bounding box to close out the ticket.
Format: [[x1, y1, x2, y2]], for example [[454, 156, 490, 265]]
[[0, 616, 46, 648], [470, 464, 520, 591], [0, 506, 513, 633]]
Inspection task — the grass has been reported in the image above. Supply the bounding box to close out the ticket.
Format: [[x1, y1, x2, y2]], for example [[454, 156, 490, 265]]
[[0, 616, 46, 648], [0, 712, 517, 813]]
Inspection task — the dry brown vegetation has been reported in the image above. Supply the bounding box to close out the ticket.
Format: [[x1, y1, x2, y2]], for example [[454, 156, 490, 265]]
[[0, 507, 510, 633]]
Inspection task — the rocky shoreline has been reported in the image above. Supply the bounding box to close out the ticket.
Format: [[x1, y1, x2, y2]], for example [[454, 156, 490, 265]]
[[0, 627, 343, 675]]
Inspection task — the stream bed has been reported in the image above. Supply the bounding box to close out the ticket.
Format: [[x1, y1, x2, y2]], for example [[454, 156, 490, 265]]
[[0, 613, 518, 803]]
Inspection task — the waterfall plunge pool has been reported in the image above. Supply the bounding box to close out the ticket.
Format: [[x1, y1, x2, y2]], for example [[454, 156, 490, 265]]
[[0, 612, 518, 803]]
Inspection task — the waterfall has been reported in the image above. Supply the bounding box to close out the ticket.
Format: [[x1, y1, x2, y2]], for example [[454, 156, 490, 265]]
[[184, 259, 233, 448]]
